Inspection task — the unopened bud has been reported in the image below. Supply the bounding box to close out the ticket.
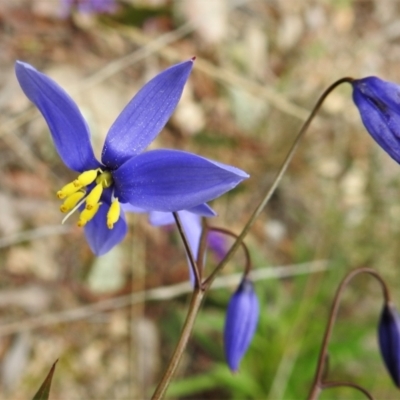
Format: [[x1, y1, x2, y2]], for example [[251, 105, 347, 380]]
[[378, 302, 400, 388], [223, 278, 259, 372]]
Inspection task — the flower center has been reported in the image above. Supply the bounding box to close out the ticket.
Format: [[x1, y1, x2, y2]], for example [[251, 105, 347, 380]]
[[56, 169, 120, 229]]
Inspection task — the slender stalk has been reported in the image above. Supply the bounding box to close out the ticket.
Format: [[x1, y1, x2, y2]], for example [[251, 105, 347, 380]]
[[208, 78, 354, 285], [322, 381, 374, 400], [196, 218, 209, 273], [173, 212, 201, 287], [151, 288, 205, 400], [203, 226, 252, 290], [308, 267, 391, 400]]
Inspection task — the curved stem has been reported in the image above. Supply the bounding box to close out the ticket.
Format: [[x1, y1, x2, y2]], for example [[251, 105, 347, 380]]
[[307, 267, 391, 400], [173, 212, 201, 288], [202, 226, 252, 290], [151, 288, 205, 400], [322, 381, 375, 400], [209, 77, 354, 288]]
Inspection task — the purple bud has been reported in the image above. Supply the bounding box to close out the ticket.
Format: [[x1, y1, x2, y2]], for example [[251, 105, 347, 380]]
[[378, 303, 400, 388], [207, 230, 228, 262], [352, 77, 400, 164], [223, 278, 259, 372]]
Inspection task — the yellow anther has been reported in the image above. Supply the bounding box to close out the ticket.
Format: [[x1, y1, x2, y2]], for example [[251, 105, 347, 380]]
[[107, 199, 121, 229], [57, 181, 83, 199], [85, 183, 103, 210], [60, 190, 86, 213], [77, 203, 102, 227], [73, 169, 99, 187]]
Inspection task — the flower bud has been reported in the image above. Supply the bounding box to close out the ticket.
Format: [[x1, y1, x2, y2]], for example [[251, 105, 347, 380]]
[[223, 278, 259, 372], [378, 302, 400, 388], [352, 77, 400, 164]]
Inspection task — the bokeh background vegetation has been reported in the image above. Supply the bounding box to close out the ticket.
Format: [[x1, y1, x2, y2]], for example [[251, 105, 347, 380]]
[[0, 0, 400, 398]]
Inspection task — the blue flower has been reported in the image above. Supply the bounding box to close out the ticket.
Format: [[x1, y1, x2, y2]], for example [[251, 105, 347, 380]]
[[352, 76, 400, 163], [378, 303, 400, 388], [60, 0, 117, 17], [15, 60, 248, 256], [223, 278, 259, 372]]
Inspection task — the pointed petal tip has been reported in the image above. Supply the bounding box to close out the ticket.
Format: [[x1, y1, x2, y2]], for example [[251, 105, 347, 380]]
[[191, 56, 196, 62]]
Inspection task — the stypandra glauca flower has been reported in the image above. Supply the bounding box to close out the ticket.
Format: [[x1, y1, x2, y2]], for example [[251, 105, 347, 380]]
[[223, 277, 259, 372], [15, 60, 248, 256]]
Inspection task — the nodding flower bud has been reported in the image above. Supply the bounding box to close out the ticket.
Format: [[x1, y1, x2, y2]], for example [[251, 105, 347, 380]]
[[352, 77, 400, 164], [378, 302, 400, 388], [223, 278, 259, 372]]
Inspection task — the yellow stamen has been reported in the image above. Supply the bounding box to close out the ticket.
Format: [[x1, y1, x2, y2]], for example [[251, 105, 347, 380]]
[[107, 199, 120, 229], [57, 181, 83, 199], [85, 183, 103, 210], [77, 203, 102, 227], [60, 190, 86, 213], [73, 169, 100, 187]]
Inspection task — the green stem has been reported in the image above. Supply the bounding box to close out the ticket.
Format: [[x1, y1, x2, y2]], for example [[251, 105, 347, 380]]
[[151, 288, 205, 400]]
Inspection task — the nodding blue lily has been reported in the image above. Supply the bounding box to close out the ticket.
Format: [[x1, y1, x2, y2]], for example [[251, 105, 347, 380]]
[[224, 278, 259, 372], [15, 60, 248, 256], [352, 76, 400, 163]]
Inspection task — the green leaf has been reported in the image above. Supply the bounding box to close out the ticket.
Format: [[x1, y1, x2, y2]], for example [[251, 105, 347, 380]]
[[32, 359, 58, 400]]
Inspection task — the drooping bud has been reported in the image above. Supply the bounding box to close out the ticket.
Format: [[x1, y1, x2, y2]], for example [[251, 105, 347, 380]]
[[352, 77, 400, 164], [223, 278, 259, 372], [378, 302, 400, 388]]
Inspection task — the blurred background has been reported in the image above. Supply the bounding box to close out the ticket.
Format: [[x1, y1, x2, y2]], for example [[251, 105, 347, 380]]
[[0, 0, 400, 398]]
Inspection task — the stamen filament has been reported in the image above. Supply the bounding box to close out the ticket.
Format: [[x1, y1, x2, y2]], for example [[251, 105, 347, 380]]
[[62, 196, 87, 224]]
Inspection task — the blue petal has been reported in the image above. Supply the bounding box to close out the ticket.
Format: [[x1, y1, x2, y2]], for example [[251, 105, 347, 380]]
[[187, 203, 217, 217], [113, 149, 249, 211], [148, 211, 175, 226], [15, 61, 101, 172], [102, 60, 194, 169], [84, 205, 128, 256], [121, 203, 147, 213], [179, 211, 202, 280], [352, 77, 400, 163]]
